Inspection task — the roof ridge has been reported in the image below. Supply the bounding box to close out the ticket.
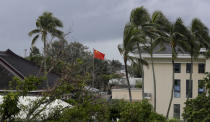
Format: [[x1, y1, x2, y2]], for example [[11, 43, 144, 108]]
[[0, 57, 25, 79], [5, 49, 42, 69], [5, 49, 60, 77]]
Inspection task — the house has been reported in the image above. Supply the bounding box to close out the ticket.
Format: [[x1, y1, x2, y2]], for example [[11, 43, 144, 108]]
[[0, 49, 58, 92], [142, 46, 208, 119]]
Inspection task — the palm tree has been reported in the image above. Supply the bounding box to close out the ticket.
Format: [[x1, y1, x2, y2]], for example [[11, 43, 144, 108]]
[[130, 7, 150, 100], [131, 7, 169, 112], [29, 12, 64, 88], [181, 18, 210, 99], [118, 23, 140, 102], [152, 13, 188, 118]]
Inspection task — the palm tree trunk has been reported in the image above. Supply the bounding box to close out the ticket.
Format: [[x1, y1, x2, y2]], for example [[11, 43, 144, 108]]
[[188, 54, 193, 99], [137, 43, 144, 100], [44, 40, 49, 89], [124, 57, 132, 102], [151, 53, 156, 111], [166, 58, 175, 119]]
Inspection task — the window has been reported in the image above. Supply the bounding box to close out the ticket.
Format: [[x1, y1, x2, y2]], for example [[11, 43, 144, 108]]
[[186, 63, 192, 73], [186, 80, 193, 98], [198, 63, 205, 73], [174, 79, 181, 98], [174, 63, 181, 73], [174, 104, 180, 119], [198, 80, 205, 94]]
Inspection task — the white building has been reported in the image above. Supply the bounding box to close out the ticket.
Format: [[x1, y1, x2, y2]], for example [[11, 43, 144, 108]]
[[112, 46, 208, 119]]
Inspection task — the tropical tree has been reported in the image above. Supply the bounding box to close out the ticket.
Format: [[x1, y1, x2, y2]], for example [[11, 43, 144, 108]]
[[118, 23, 140, 102], [130, 7, 150, 100], [171, 18, 210, 102], [28, 12, 64, 88], [151, 12, 188, 118], [190, 19, 210, 102], [130, 7, 168, 111]]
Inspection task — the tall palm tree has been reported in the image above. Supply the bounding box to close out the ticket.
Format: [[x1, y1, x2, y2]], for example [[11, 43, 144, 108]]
[[131, 7, 169, 112], [118, 23, 140, 102], [130, 7, 150, 100], [29, 12, 64, 88], [153, 13, 188, 118], [181, 18, 210, 99]]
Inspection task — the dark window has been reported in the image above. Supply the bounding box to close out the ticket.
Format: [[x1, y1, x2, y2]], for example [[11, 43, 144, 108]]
[[174, 63, 181, 73], [198, 63, 205, 73], [174, 79, 181, 98], [174, 104, 180, 119], [186, 63, 192, 73], [186, 80, 193, 98], [198, 80, 205, 94]]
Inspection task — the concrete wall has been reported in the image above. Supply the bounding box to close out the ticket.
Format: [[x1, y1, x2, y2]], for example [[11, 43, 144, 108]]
[[144, 58, 206, 119], [112, 88, 143, 101]]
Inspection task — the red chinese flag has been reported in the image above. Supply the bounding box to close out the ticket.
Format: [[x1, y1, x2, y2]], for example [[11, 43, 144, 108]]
[[94, 49, 105, 60]]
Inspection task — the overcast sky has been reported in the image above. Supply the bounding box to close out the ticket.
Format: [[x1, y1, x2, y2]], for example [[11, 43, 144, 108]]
[[0, 0, 210, 62]]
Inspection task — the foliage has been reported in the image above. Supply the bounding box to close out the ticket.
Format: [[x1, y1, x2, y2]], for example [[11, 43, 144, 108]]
[[28, 40, 123, 91], [108, 99, 166, 122], [167, 118, 182, 122], [182, 73, 210, 121], [28, 12, 64, 46], [0, 92, 20, 121], [56, 101, 110, 122], [120, 100, 166, 122], [135, 80, 142, 88], [26, 46, 43, 66]]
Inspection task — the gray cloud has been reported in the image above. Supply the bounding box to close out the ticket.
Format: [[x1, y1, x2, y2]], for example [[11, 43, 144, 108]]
[[0, 0, 210, 62]]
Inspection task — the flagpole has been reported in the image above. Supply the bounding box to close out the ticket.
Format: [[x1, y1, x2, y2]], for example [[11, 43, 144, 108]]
[[92, 48, 95, 88]]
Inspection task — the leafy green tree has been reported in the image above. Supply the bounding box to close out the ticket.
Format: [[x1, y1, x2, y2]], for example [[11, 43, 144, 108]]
[[0, 92, 20, 121], [111, 100, 166, 122], [46, 40, 121, 90], [56, 101, 110, 122], [29, 12, 64, 88]]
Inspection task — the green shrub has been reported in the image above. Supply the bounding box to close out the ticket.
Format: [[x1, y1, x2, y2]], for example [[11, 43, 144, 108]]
[[135, 80, 142, 88], [108, 99, 166, 122], [56, 101, 110, 122]]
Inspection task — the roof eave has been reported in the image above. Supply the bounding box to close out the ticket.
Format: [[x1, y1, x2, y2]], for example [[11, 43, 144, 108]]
[[142, 53, 205, 59]]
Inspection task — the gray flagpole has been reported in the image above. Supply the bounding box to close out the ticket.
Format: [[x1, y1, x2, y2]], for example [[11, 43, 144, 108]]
[[92, 48, 95, 88]]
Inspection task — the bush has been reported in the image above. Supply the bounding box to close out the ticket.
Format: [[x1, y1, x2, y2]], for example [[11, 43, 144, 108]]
[[56, 101, 110, 122], [167, 118, 182, 122], [108, 99, 166, 122]]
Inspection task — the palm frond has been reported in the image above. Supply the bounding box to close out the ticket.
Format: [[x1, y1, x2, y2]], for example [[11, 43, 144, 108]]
[[31, 35, 39, 45], [127, 55, 148, 66], [118, 44, 124, 55], [28, 29, 40, 36], [152, 11, 171, 33], [130, 6, 150, 26]]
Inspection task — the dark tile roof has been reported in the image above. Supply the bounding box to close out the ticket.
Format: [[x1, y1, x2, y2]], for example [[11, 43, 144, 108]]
[[146, 44, 188, 54], [0, 64, 14, 89], [0, 49, 59, 90]]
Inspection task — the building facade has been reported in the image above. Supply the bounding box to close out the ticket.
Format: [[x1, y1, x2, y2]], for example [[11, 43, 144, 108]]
[[143, 53, 208, 119]]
